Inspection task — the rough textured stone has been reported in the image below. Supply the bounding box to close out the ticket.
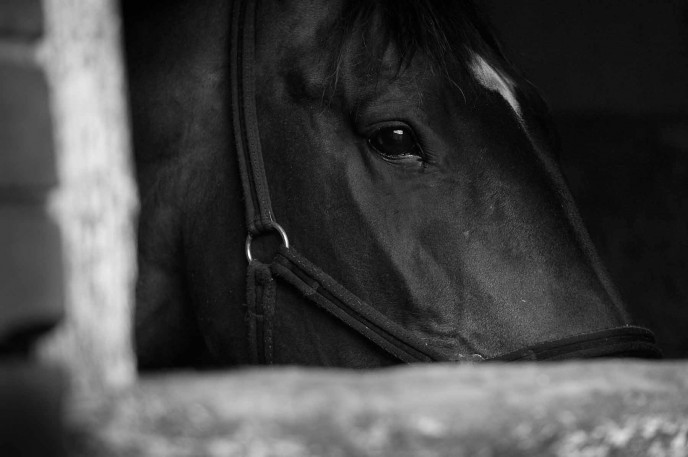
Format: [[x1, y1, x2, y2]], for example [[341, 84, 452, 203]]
[[0, 205, 62, 346], [0, 63, 55, 190], [37, 0, 138, 396], [0, 0, 43, 38], [67, 362, 688, 456]]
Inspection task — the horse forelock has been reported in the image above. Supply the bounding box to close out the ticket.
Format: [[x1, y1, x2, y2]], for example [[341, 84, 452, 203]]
[[320, 0, 510, 99]]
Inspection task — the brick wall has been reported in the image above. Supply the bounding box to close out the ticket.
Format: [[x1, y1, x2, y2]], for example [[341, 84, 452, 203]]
[[0, 1, 64, 455], [0, 0, 60, 354]]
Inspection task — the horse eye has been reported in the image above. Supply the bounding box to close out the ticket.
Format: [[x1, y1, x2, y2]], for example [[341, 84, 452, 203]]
[[368, 126, 421, 158]]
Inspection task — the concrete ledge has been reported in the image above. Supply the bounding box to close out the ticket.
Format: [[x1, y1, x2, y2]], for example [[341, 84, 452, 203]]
[[67, 362, 688, 456]]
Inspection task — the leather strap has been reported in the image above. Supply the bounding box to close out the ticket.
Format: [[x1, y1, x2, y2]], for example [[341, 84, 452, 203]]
[[490, 326, 662, 361], [272, 246, 444, 363], [246, 261, 276, 364], [230, 0, 274, 234]]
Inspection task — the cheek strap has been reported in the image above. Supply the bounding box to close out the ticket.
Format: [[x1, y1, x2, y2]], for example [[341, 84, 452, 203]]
[[271, 246, 444, 363]]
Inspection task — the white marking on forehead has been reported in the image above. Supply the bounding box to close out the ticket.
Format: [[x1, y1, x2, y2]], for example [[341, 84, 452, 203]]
[[469, 54, 522, 118]]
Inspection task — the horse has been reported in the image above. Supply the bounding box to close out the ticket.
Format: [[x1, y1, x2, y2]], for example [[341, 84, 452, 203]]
[[125, 0, 661, 369]]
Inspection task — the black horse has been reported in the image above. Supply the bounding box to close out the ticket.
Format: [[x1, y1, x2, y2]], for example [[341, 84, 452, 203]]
[[127, 0, 660, 368]]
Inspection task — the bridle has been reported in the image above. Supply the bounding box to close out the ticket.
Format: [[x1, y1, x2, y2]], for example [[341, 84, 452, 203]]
[[229, 0, 662, 364]]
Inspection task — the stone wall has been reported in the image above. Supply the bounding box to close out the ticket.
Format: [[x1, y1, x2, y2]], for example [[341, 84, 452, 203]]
[[37, 0, 138, 398], [68, 363, 688, 457]]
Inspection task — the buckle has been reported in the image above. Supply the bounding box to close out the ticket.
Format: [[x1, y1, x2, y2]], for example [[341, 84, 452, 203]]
[[245, 222, 290, 262]]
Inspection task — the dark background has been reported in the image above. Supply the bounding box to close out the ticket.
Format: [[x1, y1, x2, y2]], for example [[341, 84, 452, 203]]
[[485, 0, 688, 357]]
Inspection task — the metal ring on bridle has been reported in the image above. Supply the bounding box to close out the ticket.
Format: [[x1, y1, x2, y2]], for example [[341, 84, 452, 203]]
[[245, 222, 290, 262]]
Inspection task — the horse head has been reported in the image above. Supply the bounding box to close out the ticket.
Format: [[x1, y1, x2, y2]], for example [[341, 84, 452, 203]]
[[131, 0, 660, 368]]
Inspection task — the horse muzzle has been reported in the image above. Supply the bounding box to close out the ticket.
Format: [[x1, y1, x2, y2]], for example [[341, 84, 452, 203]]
[[489, 326, 662, 361]]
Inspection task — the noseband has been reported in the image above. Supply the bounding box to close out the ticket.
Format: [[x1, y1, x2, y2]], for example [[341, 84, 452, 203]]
[[229, 0, 661, 364]]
